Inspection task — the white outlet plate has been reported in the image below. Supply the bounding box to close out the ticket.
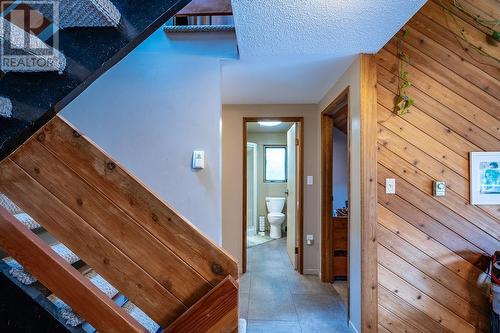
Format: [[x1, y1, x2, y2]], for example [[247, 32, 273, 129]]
[[386, 178, 396, 194], [307, 176, 313, 185]]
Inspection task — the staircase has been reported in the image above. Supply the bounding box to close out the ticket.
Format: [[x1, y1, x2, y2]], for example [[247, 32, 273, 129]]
[[0, 1, 240, 332]]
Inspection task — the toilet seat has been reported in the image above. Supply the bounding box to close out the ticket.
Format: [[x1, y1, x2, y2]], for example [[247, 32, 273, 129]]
[[268, 212, 285, 218]]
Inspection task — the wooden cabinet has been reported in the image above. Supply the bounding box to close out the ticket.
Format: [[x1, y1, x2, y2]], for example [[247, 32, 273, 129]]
[[331, 216, 348, 280]]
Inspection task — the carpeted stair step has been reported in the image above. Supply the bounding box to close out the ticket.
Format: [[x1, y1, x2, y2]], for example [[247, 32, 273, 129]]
[[0, 193, 42, 231], [0, 17, 66, 73], [0, 97, 12, 118], [0, 193, 24, 215], [31, 0, 121, 28], [122, 302, 161, 333], [13, 213, 42, 231], [3, 243, 80, 285], [48, 270, 123, 329]]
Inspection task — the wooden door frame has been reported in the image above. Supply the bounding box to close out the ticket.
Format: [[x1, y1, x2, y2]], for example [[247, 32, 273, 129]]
[[242, 117, 304, 274], [319, 54, 378, 332], [321, 87, 350, 284]]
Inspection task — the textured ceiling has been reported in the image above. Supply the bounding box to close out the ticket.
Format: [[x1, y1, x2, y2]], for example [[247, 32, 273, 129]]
[[231, 0, 426, 59], [222, 0, 426, 104]]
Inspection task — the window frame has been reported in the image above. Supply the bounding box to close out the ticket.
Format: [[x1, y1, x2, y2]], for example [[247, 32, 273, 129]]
[[263, 145, 287, 183]]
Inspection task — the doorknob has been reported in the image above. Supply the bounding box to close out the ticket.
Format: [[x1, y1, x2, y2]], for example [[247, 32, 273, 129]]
[[285, 190, 289, 196]]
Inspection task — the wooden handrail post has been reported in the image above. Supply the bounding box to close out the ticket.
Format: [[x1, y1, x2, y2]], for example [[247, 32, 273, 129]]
[[164, 275, 239, 333], [0, 206, 147, 333]]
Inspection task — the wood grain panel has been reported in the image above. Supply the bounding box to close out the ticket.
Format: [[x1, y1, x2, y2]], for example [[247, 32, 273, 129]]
[[378, 305, 420, 333], [378, 205, 487, 291], [11, 139, 211, 307], [0, 159, 186, 327], [379, 286, 453, 333], [360, 54, 379, 333], [164, 276, 238, 333], [378, 165, 498, 255], [0, 205, 147, 333], [378, 244, 489, 330], [377, 65, 500, 151], [39, 116, 238, 285], [377, 224, 490, 315], [378, 264, 476, 333], [376, 2, 500, 331], [376, 48, 500, 138]]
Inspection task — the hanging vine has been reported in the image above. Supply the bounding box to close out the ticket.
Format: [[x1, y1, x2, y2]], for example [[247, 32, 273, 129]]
[[439, 0, 499, 63], [394, 28, 414, 116]]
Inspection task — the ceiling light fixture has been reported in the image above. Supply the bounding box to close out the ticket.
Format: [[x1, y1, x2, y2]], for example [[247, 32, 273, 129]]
[[258, 121, 282, 127]]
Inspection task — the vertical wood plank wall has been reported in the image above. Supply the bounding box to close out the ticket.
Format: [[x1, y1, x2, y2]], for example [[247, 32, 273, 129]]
[[375, 1, 499, 332]]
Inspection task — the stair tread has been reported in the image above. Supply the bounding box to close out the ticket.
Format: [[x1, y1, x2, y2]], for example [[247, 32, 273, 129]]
[[0, 193, 24, 215], [48, 269, 120, 328], [3, 242, 81, 285], [30, 0, 121, 28], [12, 213, 42, 231], [122, 302, 160, 333]]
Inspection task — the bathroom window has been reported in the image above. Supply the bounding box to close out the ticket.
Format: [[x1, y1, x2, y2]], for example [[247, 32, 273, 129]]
[[264, 146, 287, 183]]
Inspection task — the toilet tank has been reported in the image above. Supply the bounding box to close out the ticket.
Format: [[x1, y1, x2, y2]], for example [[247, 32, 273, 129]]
[[265, 197, 286, 213]]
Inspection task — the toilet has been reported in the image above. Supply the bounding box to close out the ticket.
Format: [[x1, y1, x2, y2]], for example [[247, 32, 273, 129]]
[[266, 197, 286, 239]]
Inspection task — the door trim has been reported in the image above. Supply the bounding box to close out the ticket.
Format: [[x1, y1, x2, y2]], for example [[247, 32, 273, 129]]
[[242, 117, 304, 274], [359, 54, 378, 333], [321, 87, 350, 284]]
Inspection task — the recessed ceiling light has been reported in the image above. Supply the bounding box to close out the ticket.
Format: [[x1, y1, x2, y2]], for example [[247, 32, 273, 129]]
[[258, 121, 282, 127]]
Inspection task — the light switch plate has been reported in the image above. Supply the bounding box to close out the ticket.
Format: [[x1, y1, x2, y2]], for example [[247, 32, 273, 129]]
[[307, 176, 313, 185], [306, 234, 314, 246], [433, 181, 446, 197], [386, 178, 396, 194]]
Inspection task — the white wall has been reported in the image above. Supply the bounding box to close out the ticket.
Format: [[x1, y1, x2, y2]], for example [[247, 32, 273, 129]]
[[62, 29, 237, 244], [318, 56, 361, 332], [333, 128, 348, 213]]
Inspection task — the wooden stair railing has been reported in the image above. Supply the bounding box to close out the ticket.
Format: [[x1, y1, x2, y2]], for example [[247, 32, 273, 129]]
[[0, 206, 147, 333], [165, 276, 239, 333], [0, 115, 239, 331]]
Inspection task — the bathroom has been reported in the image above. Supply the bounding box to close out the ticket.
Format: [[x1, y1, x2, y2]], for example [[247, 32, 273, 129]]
[[245, 120, 299, 267]]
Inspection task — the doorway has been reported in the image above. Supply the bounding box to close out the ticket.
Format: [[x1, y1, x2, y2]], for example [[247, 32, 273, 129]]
[[242, 117, 304, 274], [321, 88, 350, 316]]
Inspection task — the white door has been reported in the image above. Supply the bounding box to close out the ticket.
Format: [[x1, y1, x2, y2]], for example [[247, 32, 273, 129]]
[[286, 124, 297, 269]]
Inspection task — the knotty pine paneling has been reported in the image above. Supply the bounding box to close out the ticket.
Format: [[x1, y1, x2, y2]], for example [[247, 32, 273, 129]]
[[376, 1, 500, 332]]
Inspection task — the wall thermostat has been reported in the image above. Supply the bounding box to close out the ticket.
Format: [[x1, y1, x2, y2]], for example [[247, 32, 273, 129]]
[[192, 151, 205, 169], [433, 181, 446, 197]]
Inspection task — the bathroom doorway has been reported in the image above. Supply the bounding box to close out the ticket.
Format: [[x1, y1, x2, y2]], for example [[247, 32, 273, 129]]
[[242, 117, 304, 274]]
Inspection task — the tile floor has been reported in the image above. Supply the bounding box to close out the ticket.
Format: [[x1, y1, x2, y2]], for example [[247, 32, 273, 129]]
[[240, 238, 351, 333]]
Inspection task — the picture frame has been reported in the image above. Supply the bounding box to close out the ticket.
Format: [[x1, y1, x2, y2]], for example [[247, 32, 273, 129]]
[[470, 152, 500, 205]]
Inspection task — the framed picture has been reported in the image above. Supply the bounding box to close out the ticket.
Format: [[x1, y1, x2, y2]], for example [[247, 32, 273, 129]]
[[470, 152, 500, 205]]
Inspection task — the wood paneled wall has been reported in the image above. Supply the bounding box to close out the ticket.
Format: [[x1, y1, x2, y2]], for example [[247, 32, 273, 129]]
[[375, 1, 499, 332]]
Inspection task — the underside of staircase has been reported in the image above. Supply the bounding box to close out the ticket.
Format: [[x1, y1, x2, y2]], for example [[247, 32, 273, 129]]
[[0, 1, 240, 332]]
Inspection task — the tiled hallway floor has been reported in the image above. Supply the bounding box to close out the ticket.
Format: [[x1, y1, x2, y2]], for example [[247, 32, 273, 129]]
[[240, 238, 351, 333]]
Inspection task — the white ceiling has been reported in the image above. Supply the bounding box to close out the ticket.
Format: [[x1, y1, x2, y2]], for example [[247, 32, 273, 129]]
[[222, 0, 426, 104]]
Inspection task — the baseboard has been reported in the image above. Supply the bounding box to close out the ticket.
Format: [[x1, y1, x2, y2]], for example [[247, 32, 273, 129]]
[[239, 319, 247, 333], [349, 320, 359, 333], [303, 269, 319, 276]]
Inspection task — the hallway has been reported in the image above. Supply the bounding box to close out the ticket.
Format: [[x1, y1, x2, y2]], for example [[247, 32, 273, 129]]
[[240, 238, 350, 333]]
